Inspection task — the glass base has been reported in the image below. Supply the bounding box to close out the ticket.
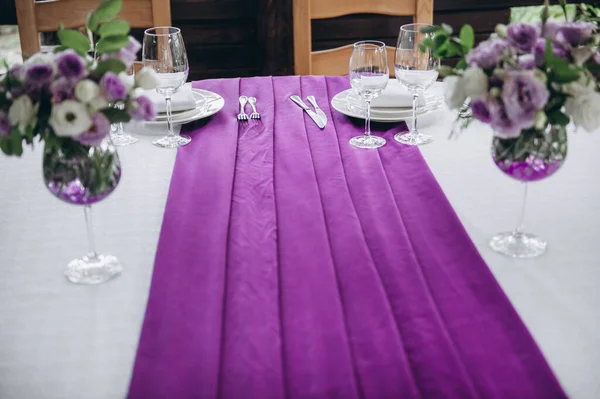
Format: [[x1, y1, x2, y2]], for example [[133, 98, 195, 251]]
[[394, 132, 434, 146], [350, 135, 386, 149], [111, 133, 139, 146], [153, 134, 191, 149], [65, 253, 123, 284], [489, 232, 547, 258]]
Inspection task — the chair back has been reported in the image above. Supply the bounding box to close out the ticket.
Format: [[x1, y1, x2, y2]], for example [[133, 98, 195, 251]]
[[293, 0, 433, 76], [15, 0, 171, 57]]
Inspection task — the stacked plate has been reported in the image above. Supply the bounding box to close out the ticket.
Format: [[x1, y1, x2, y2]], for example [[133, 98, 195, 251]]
[[145, 88, 225, 126], [331, 80, 444, 123]]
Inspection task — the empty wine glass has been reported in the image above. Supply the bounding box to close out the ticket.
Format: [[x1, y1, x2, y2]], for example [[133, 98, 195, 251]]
[[349, 40, 389, 149], [395, 24, 440, 146], [142, 27, 190, 148]]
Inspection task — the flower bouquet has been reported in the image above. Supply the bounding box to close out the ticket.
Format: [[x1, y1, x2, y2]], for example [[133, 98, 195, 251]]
[[420, 1, 599, 257], [0, 0, 159, 283]]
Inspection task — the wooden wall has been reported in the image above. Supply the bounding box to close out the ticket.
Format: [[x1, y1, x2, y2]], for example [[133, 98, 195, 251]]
[[1, 0, 549, 80]]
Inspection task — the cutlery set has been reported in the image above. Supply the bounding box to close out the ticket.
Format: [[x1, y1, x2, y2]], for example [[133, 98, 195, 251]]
[[236, 95, 327, 130], [237, 96, 261, 121], [290, 95, 327, 129]]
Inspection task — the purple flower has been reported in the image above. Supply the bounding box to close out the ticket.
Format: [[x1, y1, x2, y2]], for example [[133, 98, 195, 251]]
[[24, 63, 53, 89], [56, 50, 86, 80], [466, 39, 508, 69], [556, 22, 596, 47], [534, 38, 568, 66], [594, 52, 600, 64], [0, 111, 10, 137], [537, 21, 561, 40], [471, 98, 492, 123], [50, 77, 75, 103], [489, 99, 521, 138], [517, 54, 536, 70], [129, 95, 156, 121], [101, 72, 127, 102], [101, 37, 141, 67], [75, 112, 110, 146], [9, 64, 24, 81], [501, 71, 549, 130], [507, 23, 539, 53]]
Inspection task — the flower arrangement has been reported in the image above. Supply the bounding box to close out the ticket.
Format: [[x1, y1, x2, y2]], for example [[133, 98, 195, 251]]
[[420, 1, 599, 163], [0, 0, 158, 158]]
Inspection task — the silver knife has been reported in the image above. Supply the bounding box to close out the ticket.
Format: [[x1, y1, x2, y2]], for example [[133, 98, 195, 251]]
[[307, 96, 327, 126], [290, 96, 326, 129]]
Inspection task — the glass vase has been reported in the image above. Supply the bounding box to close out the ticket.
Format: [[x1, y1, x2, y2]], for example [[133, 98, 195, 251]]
[[43, 137, 123, 284], [490, 124, 568, 258]]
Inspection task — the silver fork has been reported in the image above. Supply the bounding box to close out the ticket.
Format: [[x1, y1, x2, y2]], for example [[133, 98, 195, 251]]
[[237, 96, 249, 121], [248, 97, 261, 119]]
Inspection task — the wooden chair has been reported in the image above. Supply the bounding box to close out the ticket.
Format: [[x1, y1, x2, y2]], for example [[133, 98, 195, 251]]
[[15, 0, 171, 57], [293, 0, 434, 76]]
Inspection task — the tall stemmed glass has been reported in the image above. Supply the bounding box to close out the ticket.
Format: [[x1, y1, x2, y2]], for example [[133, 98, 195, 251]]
[[395, 24, 439, 146], [349, 41, 389, 149], [142, 27, 190, 148], [111, 64, 139, 146]]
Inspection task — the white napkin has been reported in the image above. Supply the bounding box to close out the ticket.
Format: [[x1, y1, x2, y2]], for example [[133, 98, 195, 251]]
[[373, 80, 425, 107], [348, 80, 425, 109], [145, 83, 196, 113]]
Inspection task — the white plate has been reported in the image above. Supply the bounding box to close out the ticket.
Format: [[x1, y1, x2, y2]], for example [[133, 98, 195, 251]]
[[331, 82, 444, 123], [144, 89, 225, 126]]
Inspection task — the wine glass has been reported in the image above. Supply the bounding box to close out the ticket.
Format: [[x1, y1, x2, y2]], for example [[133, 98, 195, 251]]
[[142, 27, 190, 148], [349, 40, 389, 149], [110, 64, 139, 146], [394, 24, 440, 146]]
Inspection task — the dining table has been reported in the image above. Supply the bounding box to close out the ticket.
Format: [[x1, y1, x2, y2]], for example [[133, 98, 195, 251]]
[[0, 76, 599, 399]]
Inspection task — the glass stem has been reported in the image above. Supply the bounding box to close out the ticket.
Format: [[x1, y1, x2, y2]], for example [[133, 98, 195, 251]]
[[84, 205, 98, 259], [117, 103, 124, 135], [365, 99, 372, 137], [514, 183, 528, 237], [411, 93, 419, 135], [165, 94, 174, 138]]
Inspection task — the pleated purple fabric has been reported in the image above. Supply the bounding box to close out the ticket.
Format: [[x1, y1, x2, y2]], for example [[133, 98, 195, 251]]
[[128, 76, 566, 399]]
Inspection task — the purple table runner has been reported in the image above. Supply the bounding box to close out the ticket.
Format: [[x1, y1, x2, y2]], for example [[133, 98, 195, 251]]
[[128, 76, 566, 399]]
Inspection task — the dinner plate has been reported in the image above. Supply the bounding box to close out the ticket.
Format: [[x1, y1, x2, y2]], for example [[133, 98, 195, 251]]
[[144, 89, 225, 126], [331, 82, 444, 123]]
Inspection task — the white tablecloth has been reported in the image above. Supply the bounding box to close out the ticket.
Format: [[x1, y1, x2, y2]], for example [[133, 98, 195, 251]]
[[1, 110, 599, 398]]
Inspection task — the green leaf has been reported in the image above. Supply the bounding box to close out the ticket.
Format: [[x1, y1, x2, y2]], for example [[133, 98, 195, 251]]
[[445, 41, 462, 57], [437, 65, 455, 78], [456, 59, 468, 70], [558, 0, 568, 21], [100, 107, 131, 123], [52, 45, 69, 53], [441, 23, 454, 35], [419, 25, 440, 34], [552, 67, 581, 83], [24, 124, 34, 144], [98, 19, 130, 38], [418, 44, 427, 53], [432, 34, 447, 52], [422, 38, 434, 48], [459, 25, 475, 51], [0, 137, 12, 155], [545, 93, 567, 113], [547, 110, 570, 126], [57, 29, 91, 56], [87, 0, 123, 32], [95, 35, 129, 54], [10, 128, 22, 156], [94, 59, 127, 75]]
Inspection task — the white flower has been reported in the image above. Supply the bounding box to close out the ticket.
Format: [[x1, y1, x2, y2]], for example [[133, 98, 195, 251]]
[[135, 67, 159, 90], [462, 67, 488, 99], [565, 91, 600, 133], [49, 100, 93, 137], [8, 95, 37, 130], [88, 96, 109, 113], [564, 74, 596, 97], [571, 47, 594, 66], [25, 52, 54, 66], [75, 80, 100, 103], [118, 72, 135, 92], [443, 75, 467, 110]]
